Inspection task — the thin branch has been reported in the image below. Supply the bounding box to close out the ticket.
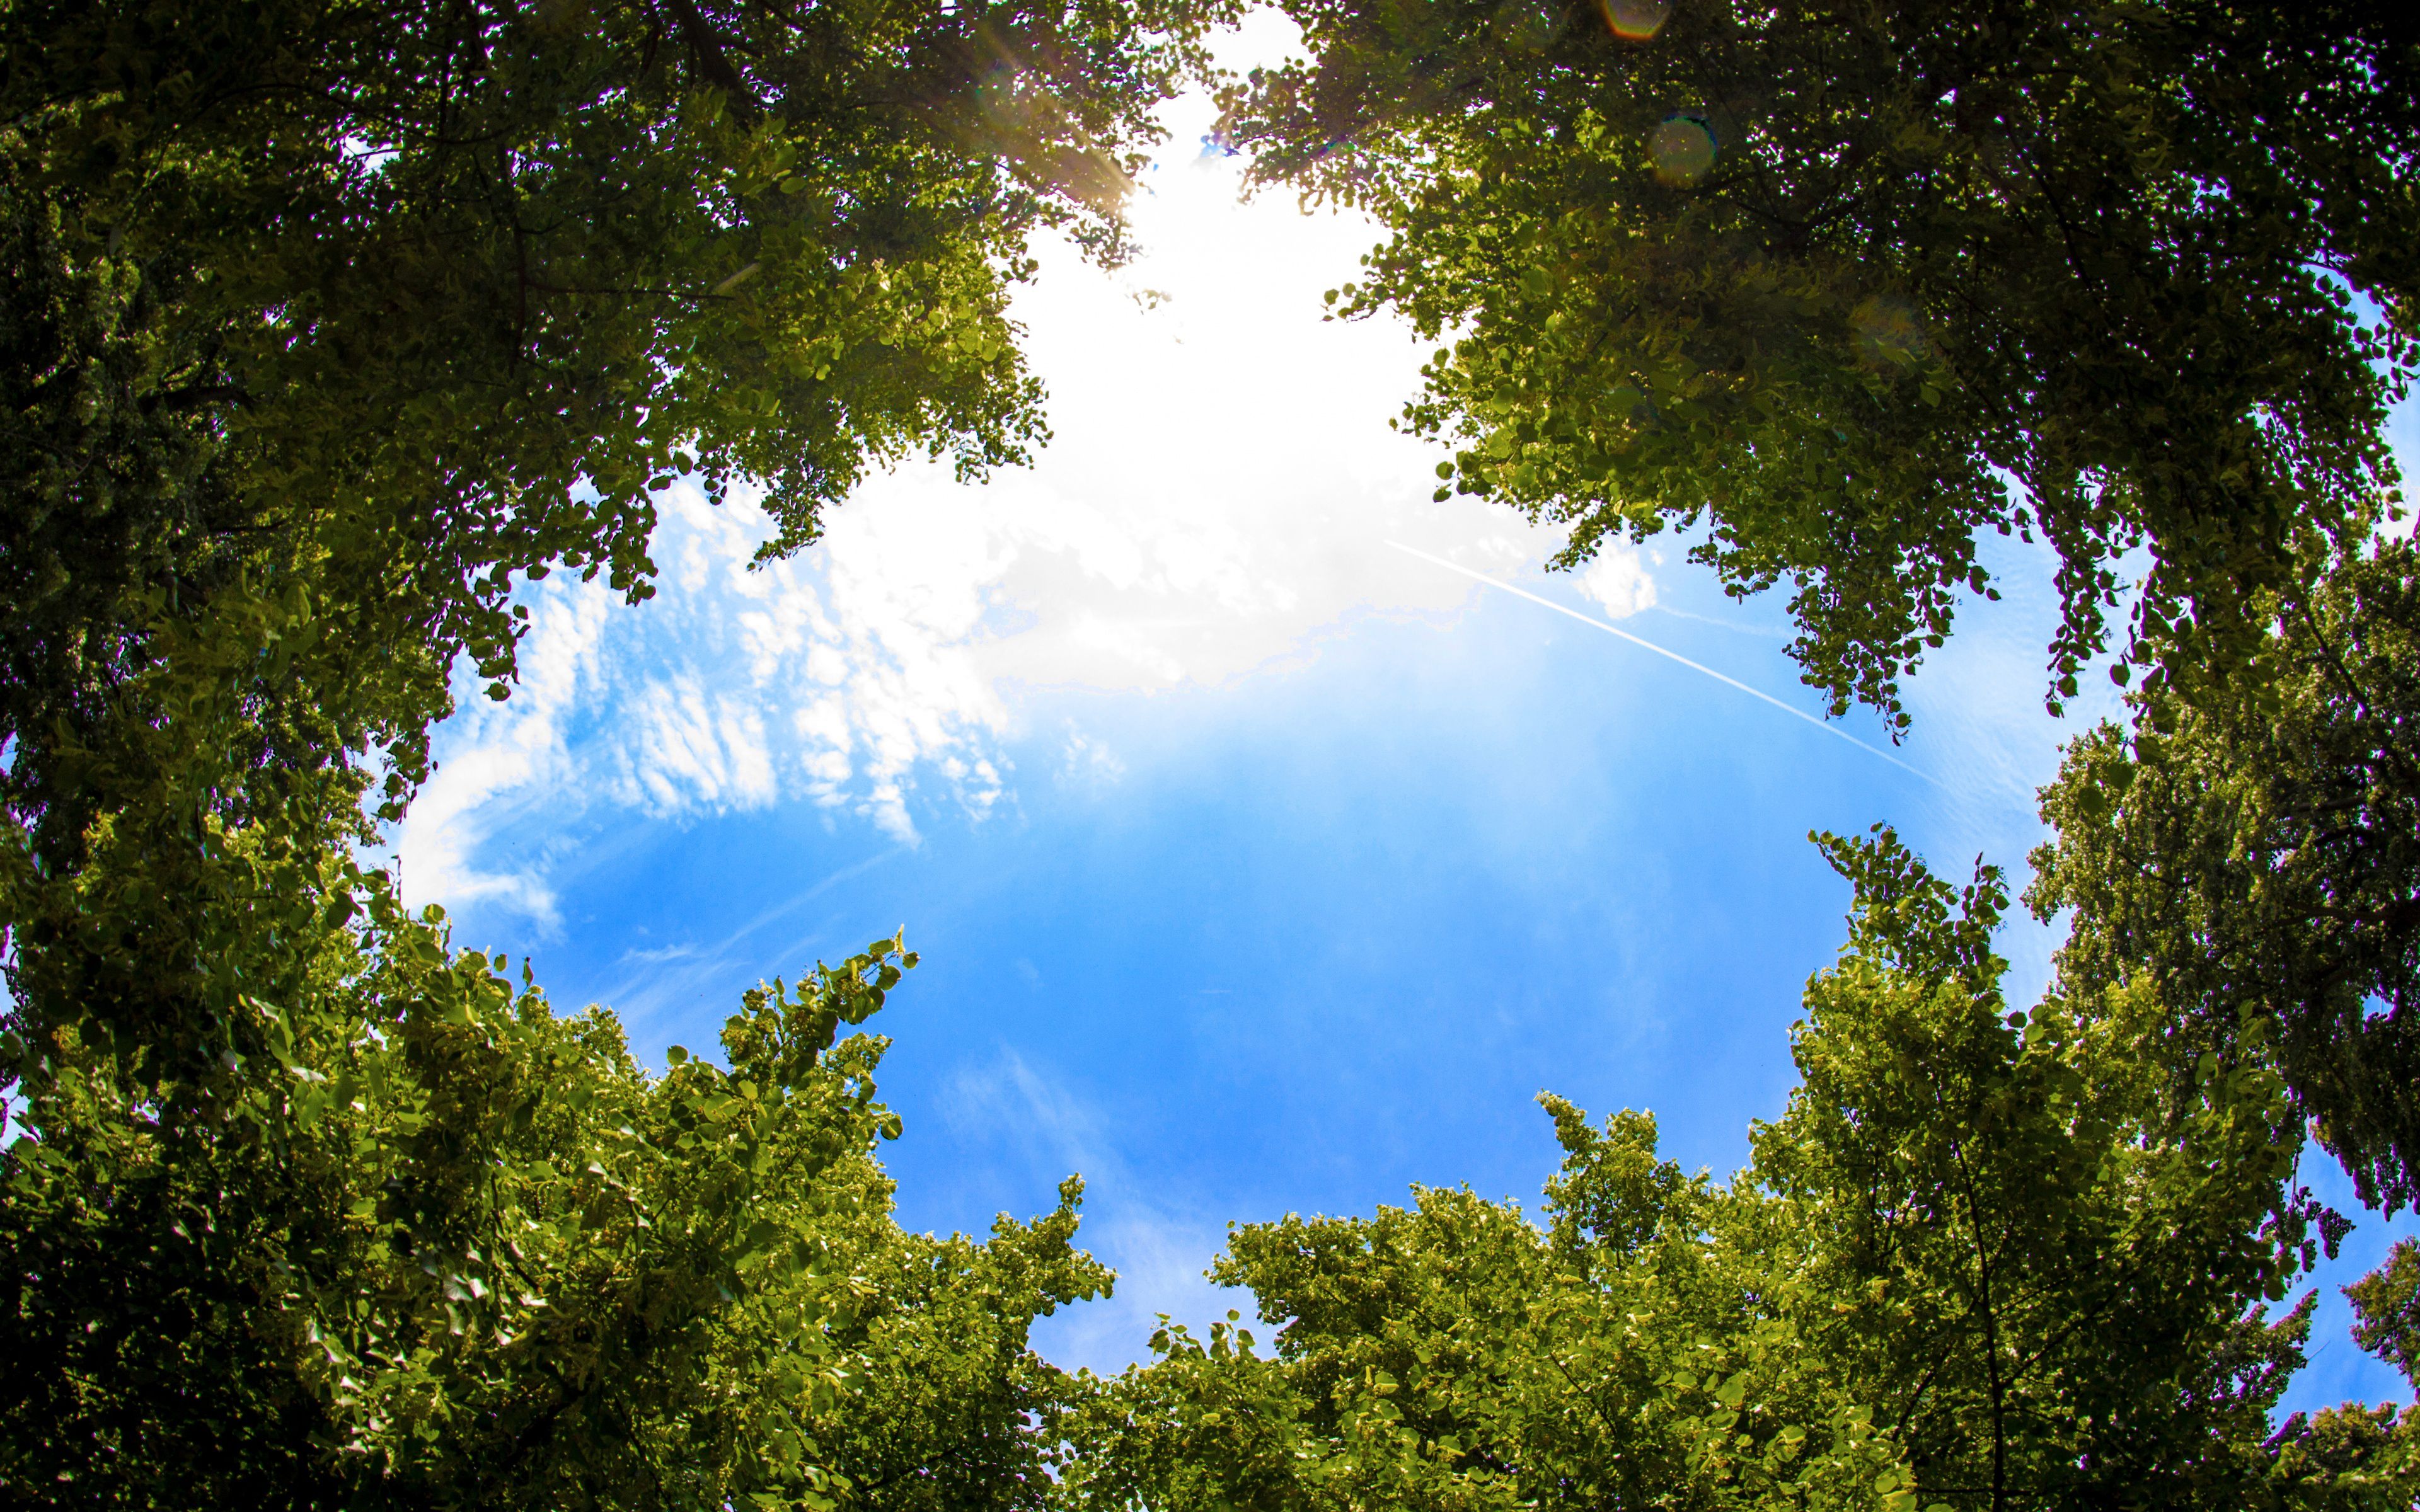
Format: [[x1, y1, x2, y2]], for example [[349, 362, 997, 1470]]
[[663, 0, 763, 119]]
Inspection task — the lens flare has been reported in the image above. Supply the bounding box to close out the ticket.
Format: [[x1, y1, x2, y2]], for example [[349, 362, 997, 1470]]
[[976, 62, 1027, 130], [1851, 294, 1929, 367], [967, 62, 1132, 210], [1651, 113, 1716, 186], [1599, 0, 1673, 40]]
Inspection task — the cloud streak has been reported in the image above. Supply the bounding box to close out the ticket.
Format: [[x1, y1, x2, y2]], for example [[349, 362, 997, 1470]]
[[1387, 540, 1941, 787]]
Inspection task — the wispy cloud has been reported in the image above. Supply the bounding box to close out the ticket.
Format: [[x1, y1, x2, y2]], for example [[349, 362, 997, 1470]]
[[1060, 726, 1127, 786], [393, 477, 1010, 918], [1390, 541, 1937, 786], [577, 847, 908, 1036], [399, 113, 1567, 927], [938, 1049, 1242, 1375]]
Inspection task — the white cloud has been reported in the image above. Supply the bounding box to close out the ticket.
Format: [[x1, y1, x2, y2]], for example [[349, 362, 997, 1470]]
[[400, 88, 1562, 923], [393, 582, 611, 924], [1061, 726, 1127, 786], [1577, 542, 1659, 619]]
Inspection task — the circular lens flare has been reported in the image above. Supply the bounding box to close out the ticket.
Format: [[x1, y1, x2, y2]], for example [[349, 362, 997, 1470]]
[[1599, 0, 1673, 40], [1651, 113, 1717, 186], [1852, 294, 1930, 367]]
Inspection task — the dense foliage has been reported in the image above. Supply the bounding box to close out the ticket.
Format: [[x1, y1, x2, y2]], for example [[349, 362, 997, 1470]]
[[9, 2, 2420, 1507], [1064, 832, 2420, 1512], [3, 0, 1227, 817], [0, 3, 1212, 1504], [2032, 540, 2420, 1215], [0, 0, 1232, 1104], [1223, 0, 2417, 723], [4, 919, 1110, 1509]]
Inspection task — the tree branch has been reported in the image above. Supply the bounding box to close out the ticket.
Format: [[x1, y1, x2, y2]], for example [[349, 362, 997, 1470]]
[[662, 0, 761, 119]]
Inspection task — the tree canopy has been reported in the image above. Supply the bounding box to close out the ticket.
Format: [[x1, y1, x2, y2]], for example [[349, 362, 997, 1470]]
[[2031, 539, 2420, 1214], [4, 922, 1111, 1509], [9, 1, 2420, 1506], [1223, 0, 2417, 723], [5, 0, 1224, 672], [1, 4, 1218, 1505], [1063, 832, 2420, 1512], [1, 0, 1231, 911]]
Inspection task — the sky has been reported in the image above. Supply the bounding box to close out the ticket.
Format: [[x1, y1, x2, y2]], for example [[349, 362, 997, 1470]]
[[396, 16, 2420, 1417]]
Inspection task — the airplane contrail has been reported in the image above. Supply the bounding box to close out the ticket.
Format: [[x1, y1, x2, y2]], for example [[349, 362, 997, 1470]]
[[1388, 540, 1942, 788]]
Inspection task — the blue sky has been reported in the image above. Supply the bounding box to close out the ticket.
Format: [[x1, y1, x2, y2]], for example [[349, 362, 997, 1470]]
[[398, 25, 2420, 1417]]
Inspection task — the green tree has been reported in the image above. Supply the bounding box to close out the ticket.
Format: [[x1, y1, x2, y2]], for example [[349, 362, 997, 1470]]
[[1220, 0, 2416, 724], [1062, 830, 2420, 1512], [3, 0, 1228, 809], [2031, 539, 2420, 1213], [2349, 1240, 2420, 1392], [3, 920, 1112, 1509], [1, 0, 1230, 1080], [0, 14, 1210, 1498]]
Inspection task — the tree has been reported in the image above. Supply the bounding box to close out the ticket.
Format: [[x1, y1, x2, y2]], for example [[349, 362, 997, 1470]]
[[1219, 0, 2416, 725], [2, 0, 1230, 809], [0, 17, 1215, 1498], [1061, 830, 2420, 1512], [3, 922, 1112, 1509], [0, 0, 1234, 1099], [2031, 539, 2420, 1214]]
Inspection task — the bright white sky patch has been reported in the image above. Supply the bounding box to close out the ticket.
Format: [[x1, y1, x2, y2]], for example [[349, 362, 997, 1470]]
[[401, 79, 1567, 920], [1578, 542, 1659, 618]]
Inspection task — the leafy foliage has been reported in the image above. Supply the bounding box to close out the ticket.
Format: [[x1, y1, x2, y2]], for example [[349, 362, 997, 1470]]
[[2031, 539, 2420, 1213], [0, 6, 1211, 1503], [2, 0, 1231, 827], [0, 0, 1234, 1094], [1063, 831, 2420, 1512], [1222, 0, 2416, 723], [2350, 1240, 2420, 1394], [11, 7, 2420, 1506], [3, 924, 1107, 1509]]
